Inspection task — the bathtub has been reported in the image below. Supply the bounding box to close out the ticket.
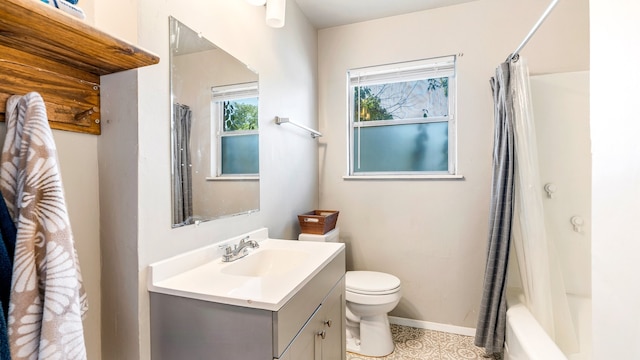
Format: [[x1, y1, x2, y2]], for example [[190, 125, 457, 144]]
[[504, 289, 592, 360]]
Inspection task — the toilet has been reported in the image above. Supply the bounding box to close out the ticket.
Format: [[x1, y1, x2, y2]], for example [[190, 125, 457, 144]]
[[298, 229, 402, 357]]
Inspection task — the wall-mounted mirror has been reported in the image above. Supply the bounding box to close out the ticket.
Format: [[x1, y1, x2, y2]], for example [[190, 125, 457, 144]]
[[170, 16, 260, 228]]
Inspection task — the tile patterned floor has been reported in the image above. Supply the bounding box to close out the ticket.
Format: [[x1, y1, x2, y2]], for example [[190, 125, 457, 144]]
[[346, 324, 502, 360]]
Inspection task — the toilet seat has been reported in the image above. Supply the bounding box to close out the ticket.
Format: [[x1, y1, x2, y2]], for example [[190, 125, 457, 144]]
[[345, 271, 401, 305], [346, 271, 401, 295]]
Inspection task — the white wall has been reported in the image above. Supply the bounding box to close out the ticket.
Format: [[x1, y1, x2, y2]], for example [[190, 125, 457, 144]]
[[317, 0, 589, 328], [591, 1, 640, 359], [94, 0, 319, 358]]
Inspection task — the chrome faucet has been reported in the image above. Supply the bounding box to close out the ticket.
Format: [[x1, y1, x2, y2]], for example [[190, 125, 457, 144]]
[[222, 236, 260, 262]]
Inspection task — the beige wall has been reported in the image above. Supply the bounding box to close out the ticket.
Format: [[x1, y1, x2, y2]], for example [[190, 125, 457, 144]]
[[54, 132, 102, 360], [317, 0, 589, 328]]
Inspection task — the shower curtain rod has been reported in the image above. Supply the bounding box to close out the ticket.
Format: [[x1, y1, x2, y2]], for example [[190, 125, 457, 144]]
[[508, 0, 560, 62]]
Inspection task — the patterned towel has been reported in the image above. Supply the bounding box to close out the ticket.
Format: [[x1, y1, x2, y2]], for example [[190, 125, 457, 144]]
[[1, 92, 88, 360]]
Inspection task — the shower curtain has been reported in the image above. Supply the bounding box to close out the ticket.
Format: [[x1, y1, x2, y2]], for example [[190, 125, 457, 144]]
[[476, 58, 578, 356], [173, 103, 193, 225], [509, 59, 578, 355], [475, 61, 515, 356]]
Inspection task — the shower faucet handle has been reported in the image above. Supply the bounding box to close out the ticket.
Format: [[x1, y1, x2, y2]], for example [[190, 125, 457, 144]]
[[570, 216, 584, 233], [544, 183, 557, 199]]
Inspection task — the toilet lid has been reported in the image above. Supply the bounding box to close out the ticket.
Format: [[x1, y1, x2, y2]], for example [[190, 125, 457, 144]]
[[346, 271, 401, 295]]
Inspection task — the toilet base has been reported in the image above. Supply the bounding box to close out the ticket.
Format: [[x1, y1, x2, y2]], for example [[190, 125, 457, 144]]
[[345, 314, 395, 357]]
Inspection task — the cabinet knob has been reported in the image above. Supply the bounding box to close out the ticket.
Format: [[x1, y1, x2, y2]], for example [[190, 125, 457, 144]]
[[317, 330, 326, 339], [324, 319, 332, 328]]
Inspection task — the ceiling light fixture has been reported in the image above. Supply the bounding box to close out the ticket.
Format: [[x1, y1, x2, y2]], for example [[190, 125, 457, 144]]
[[247, 0, 285, 28], [265, 0, 286, 28]]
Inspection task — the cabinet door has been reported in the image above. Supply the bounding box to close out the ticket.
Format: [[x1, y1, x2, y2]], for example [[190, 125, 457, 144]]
[[277, 307, 323, 360], [320, 277, 346, 360], [277, 276, 346, 360]]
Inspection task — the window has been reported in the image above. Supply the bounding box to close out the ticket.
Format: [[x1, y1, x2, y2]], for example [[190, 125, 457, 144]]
[[348, 56, 456, 177], [211, 82, 259, 177]]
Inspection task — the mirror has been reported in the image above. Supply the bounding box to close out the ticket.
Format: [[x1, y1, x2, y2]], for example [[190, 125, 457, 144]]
[[170, 17, 260, 228]]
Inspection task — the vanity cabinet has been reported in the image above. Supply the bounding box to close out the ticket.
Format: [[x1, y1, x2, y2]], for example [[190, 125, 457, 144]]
[[150, 248, 345, 360]]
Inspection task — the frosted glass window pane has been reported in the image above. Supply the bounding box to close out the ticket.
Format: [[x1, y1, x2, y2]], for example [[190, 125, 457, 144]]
[[221, 135, 259, 174], [353, 122, 448, 172]]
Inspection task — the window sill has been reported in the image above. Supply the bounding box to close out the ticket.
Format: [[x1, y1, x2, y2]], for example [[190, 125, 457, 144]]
[[342, 174, 465, 181], [206, 176, 259, 181]]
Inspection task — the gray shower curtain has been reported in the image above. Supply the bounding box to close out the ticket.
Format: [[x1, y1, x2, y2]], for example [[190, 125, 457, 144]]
[[474, 62, 515, 356], [173, 103, 193, 225]]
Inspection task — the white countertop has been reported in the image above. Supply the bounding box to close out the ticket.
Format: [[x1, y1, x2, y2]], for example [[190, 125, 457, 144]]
[[148, 228, 344, 311]]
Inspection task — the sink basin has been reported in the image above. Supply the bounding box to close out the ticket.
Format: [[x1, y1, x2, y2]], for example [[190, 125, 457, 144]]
[[221, 249, 309, 277], [148, 228, 345, 311]]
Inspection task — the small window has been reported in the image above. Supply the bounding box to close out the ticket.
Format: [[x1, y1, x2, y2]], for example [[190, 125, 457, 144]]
[[348, 56, 456, 177], [211, 82, 259, 177]]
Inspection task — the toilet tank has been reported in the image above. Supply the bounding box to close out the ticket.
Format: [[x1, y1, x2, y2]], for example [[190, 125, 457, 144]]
[[298, 228, 340, 242]]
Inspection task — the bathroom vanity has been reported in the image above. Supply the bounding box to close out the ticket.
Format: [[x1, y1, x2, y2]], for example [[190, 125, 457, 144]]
[[148, 229, 346, 360]]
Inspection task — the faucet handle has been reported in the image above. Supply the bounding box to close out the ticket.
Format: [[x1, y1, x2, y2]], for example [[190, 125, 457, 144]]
[[219, 244, 233, 254]]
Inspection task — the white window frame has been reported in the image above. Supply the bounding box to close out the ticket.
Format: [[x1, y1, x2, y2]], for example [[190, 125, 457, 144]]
[[209, 82, 259, 180], [346, 56, 461, 180]]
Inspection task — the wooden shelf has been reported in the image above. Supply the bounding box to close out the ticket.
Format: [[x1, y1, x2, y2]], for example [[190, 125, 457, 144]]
[[0, 0, 160, 135]]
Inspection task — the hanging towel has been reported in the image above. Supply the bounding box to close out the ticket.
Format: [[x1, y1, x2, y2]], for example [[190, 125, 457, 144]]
[[1, 92, 88, 360]]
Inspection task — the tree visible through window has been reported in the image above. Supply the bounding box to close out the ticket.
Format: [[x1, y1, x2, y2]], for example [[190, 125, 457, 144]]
[[224, 100, 258, 131], [348, 56, 456, 176]]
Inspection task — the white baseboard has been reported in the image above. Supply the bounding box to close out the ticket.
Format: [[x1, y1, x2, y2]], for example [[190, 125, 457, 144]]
[[388, 316, 476, 337]]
